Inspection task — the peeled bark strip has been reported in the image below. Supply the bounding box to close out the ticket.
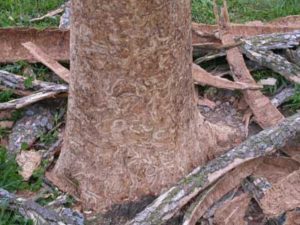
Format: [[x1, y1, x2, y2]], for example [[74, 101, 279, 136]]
[[242, 47, 300, 84], [221, 33, 284, 128], [213, 193, 250, 225], [284, 210, 300, 225], [127, 114, 300, 225], [216, 1, 284, 128], [260, 169, 300, 217], [182, 159, 262, 225], [0, 28, 69, 63], [0, 188, 83, 225], [192, 23, 300, 45], [192, 64, 262, 90], [22, 42, 70, 83]]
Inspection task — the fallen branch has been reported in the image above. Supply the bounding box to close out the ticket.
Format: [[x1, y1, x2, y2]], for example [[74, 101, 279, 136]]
[[0, 188, 83, 225], [127, 113, 300, 225], [22, 42, 70, 83], [241, 30, 300, 51], [271, 87, 295, 107], [192, 64, 262, 90], [0, 70, 67, 91], [0, 70, 68, 110], [0, 86, 67, 110], [241, 47, 300, 84]]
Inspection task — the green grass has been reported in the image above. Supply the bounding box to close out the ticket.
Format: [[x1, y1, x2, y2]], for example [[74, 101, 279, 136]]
[[0, 0, 65, 28], [192, 0, 300, 24], [0, 146, 48, 224]]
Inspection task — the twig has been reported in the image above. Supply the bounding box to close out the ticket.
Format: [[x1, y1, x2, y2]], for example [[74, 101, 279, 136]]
[[0, 85, 68, 110]]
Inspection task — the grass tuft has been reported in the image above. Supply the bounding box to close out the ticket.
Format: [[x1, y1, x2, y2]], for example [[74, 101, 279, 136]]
[[192, 0, 300, 24]]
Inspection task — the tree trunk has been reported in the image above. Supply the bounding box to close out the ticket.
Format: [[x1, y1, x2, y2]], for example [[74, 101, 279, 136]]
[[48, 0, 227, 213]]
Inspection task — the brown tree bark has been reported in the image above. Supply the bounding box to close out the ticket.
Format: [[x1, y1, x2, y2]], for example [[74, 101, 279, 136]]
[[48, 0, 231, 213]]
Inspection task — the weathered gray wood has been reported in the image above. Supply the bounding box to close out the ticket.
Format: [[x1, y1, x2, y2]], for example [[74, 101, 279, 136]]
[[0, 70, 68, 110], [127, 113, 300, 225], [0, 188, 83, 225], [285, 47, 300, 67], [0, 86, 67, 110], [0, 70, 67, 91], [241, 30, 300, 51], [271, 87, 295, 107], [241, 47, 300, 84]]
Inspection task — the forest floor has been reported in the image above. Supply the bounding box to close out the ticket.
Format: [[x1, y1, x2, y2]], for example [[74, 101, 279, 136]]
[[0, 0, 300, 224]]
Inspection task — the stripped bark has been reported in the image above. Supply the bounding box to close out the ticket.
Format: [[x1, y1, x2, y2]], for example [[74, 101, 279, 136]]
[[127, 113, 300, 225], [260, 169, 300, 217], [0, 23, 299, 63], [192, 64, 262, 90], [182, 159, 262, 225], [183, 156, 300, 225], [0, 28, 69, 63], [0, 188, 83, 225], [213, 193, 250, 225], [22, 42, 70, 83], [220, 29, 284, 128], [192, 23, 300, 45], [216, 0, 284, 128]]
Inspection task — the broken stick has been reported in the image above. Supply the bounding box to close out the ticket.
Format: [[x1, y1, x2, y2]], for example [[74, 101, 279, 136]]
[[127, 113, 300, 225], [0, 188, 83, 225], [22, 42, 70, 83]]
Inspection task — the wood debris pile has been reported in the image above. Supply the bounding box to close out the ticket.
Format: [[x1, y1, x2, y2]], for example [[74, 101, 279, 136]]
[[0, 1, 300, 224]]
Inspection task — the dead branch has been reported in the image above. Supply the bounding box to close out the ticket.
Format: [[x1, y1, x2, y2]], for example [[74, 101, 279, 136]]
[[241, 47, 300, 84], [22, 42, 70, 83], [271, 87, 295, 107], [241, 30, 300, 51], [0, 187, 83, 225], [0, 86, 67, 110], [127, 113, 300, 225], [0, 70, 67, 91], [192, 64, 262, 90], [0, 70, 68, 110]]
